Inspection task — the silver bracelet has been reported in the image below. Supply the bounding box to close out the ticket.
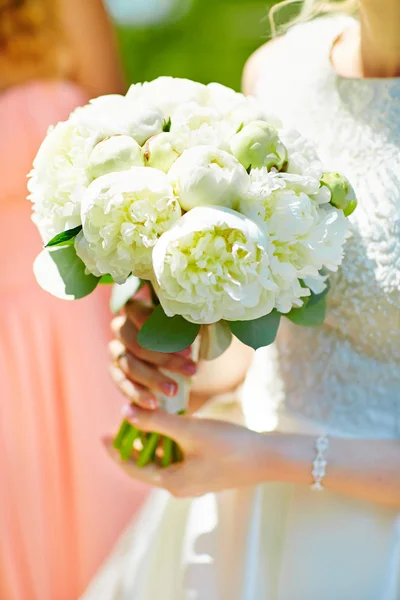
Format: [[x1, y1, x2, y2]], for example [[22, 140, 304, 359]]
[[311, 435, 329, 491]]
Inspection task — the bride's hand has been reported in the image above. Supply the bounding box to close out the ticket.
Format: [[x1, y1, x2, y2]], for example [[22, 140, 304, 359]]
[[103, 405, 278, 497], [109, 299, 198, 410]]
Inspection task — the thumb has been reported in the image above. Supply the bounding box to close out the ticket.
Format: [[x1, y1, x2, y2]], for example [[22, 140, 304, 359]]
[[121, 404, 194, 446]]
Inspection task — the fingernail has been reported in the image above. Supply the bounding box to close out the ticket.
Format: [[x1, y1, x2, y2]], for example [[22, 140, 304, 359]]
[[146, 397, 158, 409], [121, 404, 139, 423], [182, 361, 197, 376], [161, 382, 177, 397]]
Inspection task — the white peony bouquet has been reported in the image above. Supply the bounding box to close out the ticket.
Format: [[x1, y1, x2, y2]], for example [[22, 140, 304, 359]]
[[29, 77, 356, 466]]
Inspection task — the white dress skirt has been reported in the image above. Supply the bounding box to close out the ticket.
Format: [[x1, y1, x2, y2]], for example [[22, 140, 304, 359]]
[[82, 15, 400, 600]]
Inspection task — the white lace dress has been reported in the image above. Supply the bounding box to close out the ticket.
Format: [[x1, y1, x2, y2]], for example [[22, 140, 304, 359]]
[[82, 16, 400, 600]]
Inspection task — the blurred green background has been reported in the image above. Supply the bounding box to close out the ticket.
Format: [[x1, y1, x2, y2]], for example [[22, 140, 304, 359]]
[[112, 0, 282, 91]]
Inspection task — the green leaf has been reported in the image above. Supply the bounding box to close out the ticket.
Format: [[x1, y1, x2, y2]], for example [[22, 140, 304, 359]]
[[286, 294, 327, 327], [45, 225, 82, 247], [199, 321, 233, 361], [138, 304, 200, 353], [228, 310, 281, 350], [246, 164, 252, 174], [99, 274, 115, 285], [306, 280, 331, 307], [110, 276, 142, 314], [163, 117, 172, 132], [33, 245, 99, 300]]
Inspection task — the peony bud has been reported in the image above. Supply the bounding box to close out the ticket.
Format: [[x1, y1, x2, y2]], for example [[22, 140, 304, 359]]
[[321, 172, 357, 217], [144, 132, 184, 173], [88, 135, 144, 179], [230, 120, 287, 171]]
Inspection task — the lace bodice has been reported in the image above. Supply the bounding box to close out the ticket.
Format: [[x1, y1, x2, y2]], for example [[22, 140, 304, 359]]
[[243, 16, 400, 438]]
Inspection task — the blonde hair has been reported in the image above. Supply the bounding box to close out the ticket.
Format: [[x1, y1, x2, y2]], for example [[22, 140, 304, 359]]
[[269, 0, 358, 36], [0, 0, 73, 88]]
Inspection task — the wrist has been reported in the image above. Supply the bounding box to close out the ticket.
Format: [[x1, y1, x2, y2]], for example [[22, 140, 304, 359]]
[[255, 432, 316, 486]]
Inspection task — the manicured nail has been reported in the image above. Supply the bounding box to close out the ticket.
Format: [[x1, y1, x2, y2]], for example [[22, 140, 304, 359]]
[[121, 404, 139, 423], [182, 361, 197, 376], [161, 382, 177, 397], [146, 397, 158, 409]]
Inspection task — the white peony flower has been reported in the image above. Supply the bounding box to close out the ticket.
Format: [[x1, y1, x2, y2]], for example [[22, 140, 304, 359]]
[[127, 77, 211, 119], [279, 128, 324, 181], [207, 83, 282, 130], [73, 94, 164, 145], [28, 119, 96, 243], [143, 132, 185, 173], [88, 135, 145, 179], [171, 101, 220, 131], [75, 167, 181, 283], [169, 101, 235, 151], [152, 206, 277, 324], [269, 254, 310, 313], [230, 120, 287, 170], [168, 146, 249, 211], [240, 167, 349, 308]]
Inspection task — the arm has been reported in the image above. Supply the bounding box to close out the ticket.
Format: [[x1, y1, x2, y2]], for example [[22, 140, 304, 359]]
[[269, 433, 400, 508], [60, 0, 126, 97], [108, 301, 400, 506], [107, 406, 400, 508]]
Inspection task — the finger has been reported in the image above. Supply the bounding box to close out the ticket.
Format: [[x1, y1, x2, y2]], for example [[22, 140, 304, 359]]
[[103, 437, 167, 487], [124, 299, 153, 329], [112, 346, 179, 397], [111, 321, 197, 377], [121, 405, 195, 447], [109, 364, 157, 409], [176, 347, 192, 358]]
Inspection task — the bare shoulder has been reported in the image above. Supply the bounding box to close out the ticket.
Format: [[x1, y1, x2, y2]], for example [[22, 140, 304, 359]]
[[242, 36, 286, 95]]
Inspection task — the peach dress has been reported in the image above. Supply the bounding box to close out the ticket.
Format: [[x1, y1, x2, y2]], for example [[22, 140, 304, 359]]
[[0, 81, 148, 600]]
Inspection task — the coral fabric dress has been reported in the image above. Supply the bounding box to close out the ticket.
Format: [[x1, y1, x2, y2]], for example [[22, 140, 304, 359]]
[[0, 81, 147, 600]]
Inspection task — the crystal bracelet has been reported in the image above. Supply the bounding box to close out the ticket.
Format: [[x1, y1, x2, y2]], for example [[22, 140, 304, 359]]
[[311, 434, 329, 491]]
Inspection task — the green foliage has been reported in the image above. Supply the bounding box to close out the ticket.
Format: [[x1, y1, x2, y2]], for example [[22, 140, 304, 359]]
[[285, 285, 330, 327], [228, 310, 281, 350], [163, 117, 172, 132], [45, 226, 82, 247], [138, 304, 200, 353], [117, 0, 278, 91], [33, 245, 99, 300], [99, 274, 115, 284]]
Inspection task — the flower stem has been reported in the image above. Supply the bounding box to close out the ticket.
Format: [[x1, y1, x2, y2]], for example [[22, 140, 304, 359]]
[[137, 433, 160, 468], [172, 441, 184, 463], [162, 436, 173, 468], [113, 420, 131, 450], [119, 425, 140, 461]]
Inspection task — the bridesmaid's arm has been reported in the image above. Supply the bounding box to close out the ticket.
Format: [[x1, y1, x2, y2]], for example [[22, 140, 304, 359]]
[[60, 0, 126, 97]]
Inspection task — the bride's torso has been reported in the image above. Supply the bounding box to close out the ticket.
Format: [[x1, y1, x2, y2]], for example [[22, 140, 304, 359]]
[[242, 16, 400, 439]]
